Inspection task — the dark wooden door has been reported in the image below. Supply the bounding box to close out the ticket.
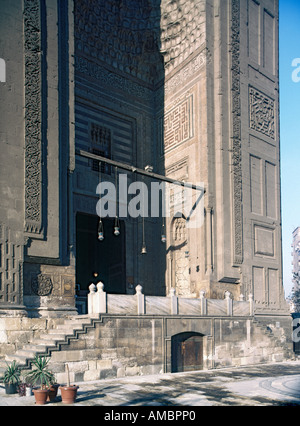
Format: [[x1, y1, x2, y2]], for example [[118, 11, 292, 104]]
[[172, 333, 203, 373], [181, 337, 203, 372]]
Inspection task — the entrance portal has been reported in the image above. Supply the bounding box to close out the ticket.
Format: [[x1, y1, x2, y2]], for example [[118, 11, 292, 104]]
[[171, 332, 204, 373], [76, 214, 126, 303]]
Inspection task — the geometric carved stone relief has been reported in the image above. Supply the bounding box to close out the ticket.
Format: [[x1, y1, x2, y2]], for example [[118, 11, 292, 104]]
[[161, 94, 194, 153], [75, 56, 153, 101], [249, 86, 275, 139], [31, 274, 53, 297], [164, 50, 207, 95], [0, 224, 23, 305], [24, 0, 43, 234], [231, 0, 243, 265], [172, 217, 190, 297]]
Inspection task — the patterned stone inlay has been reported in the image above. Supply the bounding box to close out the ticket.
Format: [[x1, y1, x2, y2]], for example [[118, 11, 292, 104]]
[[24, 0, 43, 234], [249, 86, 275, 139]]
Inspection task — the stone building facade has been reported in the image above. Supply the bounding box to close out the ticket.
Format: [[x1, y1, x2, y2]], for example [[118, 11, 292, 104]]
[[0, 0, 293, 376], [0, 0, 287, 315]]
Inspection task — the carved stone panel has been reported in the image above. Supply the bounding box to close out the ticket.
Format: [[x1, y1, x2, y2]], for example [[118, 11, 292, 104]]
[[172, 217, 190, 297], [0, 225, 24, 305], [231, 0, 243, 265], [160, 94, 194, 153], [24, 0, 43, 234], [249, 86, 275, 139]]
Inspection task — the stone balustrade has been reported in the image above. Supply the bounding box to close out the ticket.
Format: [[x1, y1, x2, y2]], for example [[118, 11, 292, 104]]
[[88, 283, 254, 317]]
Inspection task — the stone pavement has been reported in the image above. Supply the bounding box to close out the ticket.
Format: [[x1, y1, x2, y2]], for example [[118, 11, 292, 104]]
[[1, 361, 300, 407]]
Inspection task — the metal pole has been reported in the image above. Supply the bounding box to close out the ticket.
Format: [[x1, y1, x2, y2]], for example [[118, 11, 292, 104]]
[[75, 149, 206, 193]]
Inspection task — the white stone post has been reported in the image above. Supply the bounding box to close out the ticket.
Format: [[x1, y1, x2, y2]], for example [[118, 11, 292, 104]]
[[199, 290, 207, 315], [136, 285, 145, 315], [169, 288, 178, 315], [249, 293, 254, 316], [95, 282, 107, 314], [225, 291, 233, 316], [88, 284, 96, 315]]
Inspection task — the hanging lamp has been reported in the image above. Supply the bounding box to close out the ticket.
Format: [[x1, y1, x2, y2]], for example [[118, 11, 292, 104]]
[[141, 175, 147, 254], [98, 218, 104, 241], [161, 216, 166, 243], [141, 216, 147, 254], [114, 166, 121, 236], [98, 160, 104, 241], [114, 216, 120, 236]]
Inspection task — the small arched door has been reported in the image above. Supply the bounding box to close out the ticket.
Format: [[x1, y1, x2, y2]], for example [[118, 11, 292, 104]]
[[171, 332, 204, 373]]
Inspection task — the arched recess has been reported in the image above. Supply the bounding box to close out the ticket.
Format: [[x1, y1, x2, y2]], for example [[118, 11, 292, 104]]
[[171, 332, 204, 373]]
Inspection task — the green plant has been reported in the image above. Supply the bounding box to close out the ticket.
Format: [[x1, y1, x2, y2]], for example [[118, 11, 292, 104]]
[[3, 360, 21, 385], [25, 356, 55, 389]]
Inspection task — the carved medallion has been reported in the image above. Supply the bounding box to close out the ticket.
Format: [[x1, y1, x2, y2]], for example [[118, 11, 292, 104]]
[[31, 275, 53, 297]]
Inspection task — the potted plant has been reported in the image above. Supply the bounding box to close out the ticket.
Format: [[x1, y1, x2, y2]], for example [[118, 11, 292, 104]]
[[25, 356, 55, 405], [18, 382, 33, 397], [3, 360, 21, 394], [18, 371, 34, 397], [59, 364, 79, 404], [47, 382, 60, 402]]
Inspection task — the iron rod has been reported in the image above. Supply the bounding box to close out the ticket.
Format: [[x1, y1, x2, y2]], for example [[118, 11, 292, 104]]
[[76, 149, 205, 193]]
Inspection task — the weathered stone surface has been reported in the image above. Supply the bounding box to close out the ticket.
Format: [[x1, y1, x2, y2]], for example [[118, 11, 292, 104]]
[[0, 313, 294, 382], [0, 0, 293, 377]]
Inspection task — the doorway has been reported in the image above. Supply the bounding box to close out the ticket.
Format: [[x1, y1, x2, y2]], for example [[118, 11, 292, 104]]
[[76, 213, 126, 304], [171, 332, 204, 373]]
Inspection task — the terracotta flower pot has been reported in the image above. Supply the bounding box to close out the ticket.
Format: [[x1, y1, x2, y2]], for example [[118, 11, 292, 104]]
[[47, 384, 60, 402], [59, 385, 79, 404], [33, 388, 50, 405]]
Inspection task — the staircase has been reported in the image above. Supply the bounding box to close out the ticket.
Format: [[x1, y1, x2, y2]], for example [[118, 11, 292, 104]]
[[4, 316, 94, 371], [0, 315, 296, 382]]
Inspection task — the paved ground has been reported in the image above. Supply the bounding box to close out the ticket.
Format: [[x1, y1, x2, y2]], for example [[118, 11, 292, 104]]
[[1, 361, 300, 407]]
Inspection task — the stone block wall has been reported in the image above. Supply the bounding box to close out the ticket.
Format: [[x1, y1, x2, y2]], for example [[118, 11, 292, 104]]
[[0, 317, 64, 360], [0, 313, 293, 382], [49, 317, 165, 384], [45, 315, 292, 383]]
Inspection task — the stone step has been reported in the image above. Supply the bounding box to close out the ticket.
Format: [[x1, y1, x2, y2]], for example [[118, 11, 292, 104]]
[[47, 328, 73, 335], [32, 339, 59, 347], [38, 333, 68, 341], [3, 316, 95, 376], [65, 315, 91, 324], [5, 354, 29, 366], [57, 321, 91, 330], [22, 343, 54, 351], [16, 348, 50, 358]]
